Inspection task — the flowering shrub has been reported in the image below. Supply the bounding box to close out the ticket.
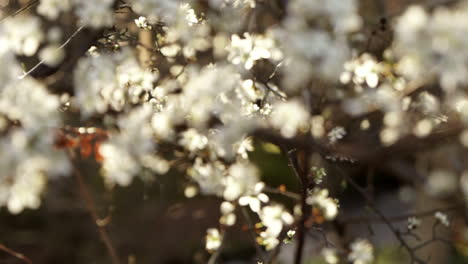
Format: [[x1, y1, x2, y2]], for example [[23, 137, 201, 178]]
[[0, 0, 468, 263]]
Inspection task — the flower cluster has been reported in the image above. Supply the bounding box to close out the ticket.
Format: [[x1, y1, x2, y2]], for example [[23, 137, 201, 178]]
[[348, 239, 374, 264], [306, 188, 339, 221], [394, 2, 468, 91], [257, 204, 294, 250], [273, 0, 361, 91], [1, 0, 468, 263]]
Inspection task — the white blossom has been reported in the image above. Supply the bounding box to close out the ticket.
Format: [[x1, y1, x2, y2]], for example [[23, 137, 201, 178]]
[[234, 136, 254, 160], [288, 0, 362, 34], [341, 53, 381, 88], [100, 106, 155, 186], [220, 201, 236, 226], [212, 120, 256, 160], [73, 0, 114, 28], [188, 158, 226, 196], [273, 0, 361, 91], [179, 129, 209, 152], [434, 211, 450, 227], [269, 100, 309, 138], [328, 126, 346, 144], [2, 15, 43, 56], [0, 128, 70, 214], [205, 228, 222, 251], [258, 204, 294, 250], [134, 16, 152, 29], [0, 77, 61, 131], [426, 169, 457, 197], [306, 188, 339, 220], [394, 3, 468, 91], [74, 53, 120, 116], [348, 239, 374, 264], [182, 65, 241, 128], [37, 0, 71, 20], [238, 182, 269, 213], [74, 49, 157, 116], [184, 185, 198, 198], [407, 217, 422, 230], [227, 33, 282, 70], [39, 44, 65, 67], [0, 49, 21, 85], [130, 0, 182, 25], [322, 247, 339, 264], [224, 162, 260, 201], [151, 111, 174, 140]]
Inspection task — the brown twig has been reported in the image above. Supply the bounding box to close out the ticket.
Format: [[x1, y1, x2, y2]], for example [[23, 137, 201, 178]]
[[0, 0, 39, 22], [240, 207, 267, 262], [67, 150, 120, 264], [0, 244, 33, 264], [263, 186, 301, 200], [287, 149, 309, 264], [337, 166, 427, 264], [341, 205, 460, 225], [19, 25, 85, 79]]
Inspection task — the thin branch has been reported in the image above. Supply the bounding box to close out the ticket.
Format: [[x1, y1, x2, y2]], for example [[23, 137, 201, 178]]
[[309, 226, 335, 248], [19, 25, 85, 79], [67, 150, 120, 264], [0, 0, 39, 23], [342, 206, 460, 224], [265, 229, 288, 264], [240, 207, 267, 262], [366, 167, 375, 201], [286, 149, 309, 264], [0, 244, 33, 264], [263, 186, 301, 200], [253, 118, 463, 167], [411, 221, 452, 252], [337, 166, 426, 264], [262, 81, 287, 100]]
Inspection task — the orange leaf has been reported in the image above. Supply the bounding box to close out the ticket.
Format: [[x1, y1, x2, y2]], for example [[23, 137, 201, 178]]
[[278, 184, 287, 192], [79, 138, 93, 158], [94, 142, 104, 163], [311, 207, 325, 224]]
